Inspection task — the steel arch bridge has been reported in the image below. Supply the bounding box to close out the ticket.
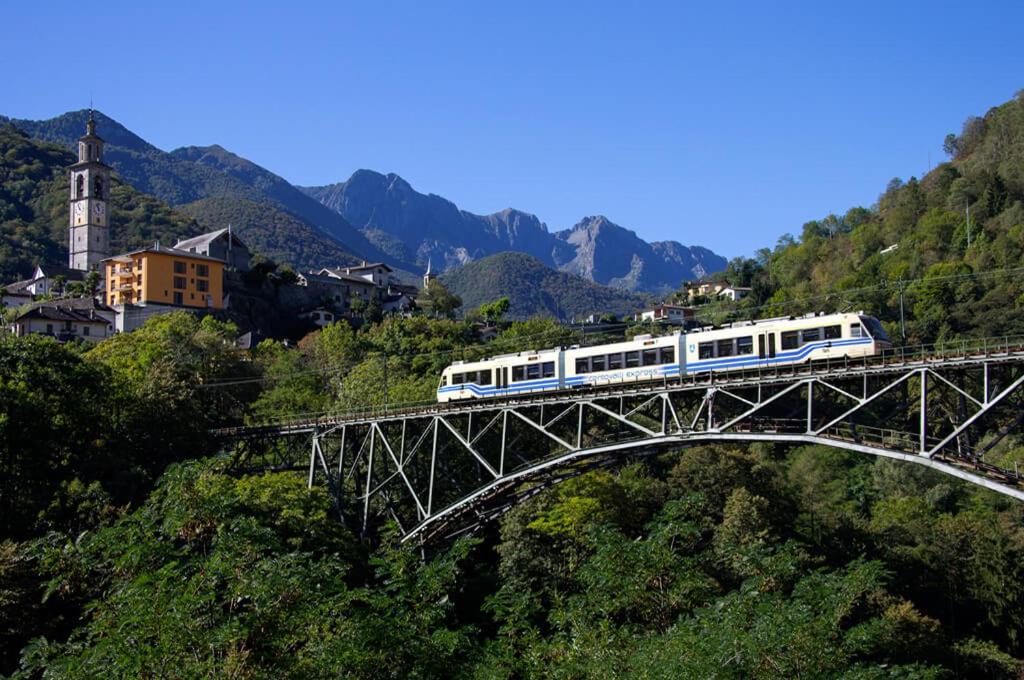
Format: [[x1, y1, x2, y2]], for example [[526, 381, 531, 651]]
[[217, 339, 1024, 544]]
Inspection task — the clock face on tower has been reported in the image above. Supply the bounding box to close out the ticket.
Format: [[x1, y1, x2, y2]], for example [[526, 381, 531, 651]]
[[95, 202, 105, 218], [74, 202, 84, 220]]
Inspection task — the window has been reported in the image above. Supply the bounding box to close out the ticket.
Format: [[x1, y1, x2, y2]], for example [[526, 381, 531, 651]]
[[93, 176, 103, 199], [173, 261, 187, 274], [109, 295, 114, 305], [173, 276, 186, 289], [608, 353, 623, 369], [699, 342, 714, 359], [512, 366, 525, 382], [76, 175, 84, 198], [173, 291, 183, 305], [642, 348, 658, 365], [479, 370, 492, 385], [781, 331, 799, 350], [442, 376, 448, 387], [83, 326, 90, 336], [716, 339, 734, 357], [527, 364, 541, 379], [453, 373, 465, 385], [46, 323, 53, 334], [850, 323, 863, 338], [625, 351, 640, 367], [542, 362, 555, 378], [576, 358, 590, 374], [737, 336, 753, 355], [802, 328, 820, 342], [824, 325, 842, 340], [197, 279, 209, 292], [135, 275, 142, 285], [661, 347, 675, 364], [196, 264, 209, 277], [592, 355, 606, 372]]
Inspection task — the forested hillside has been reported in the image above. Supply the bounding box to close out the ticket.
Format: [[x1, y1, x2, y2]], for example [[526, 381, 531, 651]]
[[697, 91, 1024, 344], [2, 312, 1024, 677], [440, 252, 651, 320], [0, 125, 201, 282]]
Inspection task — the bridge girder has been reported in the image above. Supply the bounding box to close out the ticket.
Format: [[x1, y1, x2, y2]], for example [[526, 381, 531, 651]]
[[216, 347, 1024, 544]]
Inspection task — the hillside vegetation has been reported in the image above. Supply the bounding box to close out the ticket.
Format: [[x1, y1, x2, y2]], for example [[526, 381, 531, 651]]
[[440, 251, 651, 320], [2, 312, 1024, 677], [696, 91, 1024, 344], [0, 125, 201, 282]]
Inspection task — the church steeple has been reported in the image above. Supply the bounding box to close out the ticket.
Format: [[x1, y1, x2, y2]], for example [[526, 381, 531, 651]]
[[423, 257, 436, 288], [69, 111, 112, 271]]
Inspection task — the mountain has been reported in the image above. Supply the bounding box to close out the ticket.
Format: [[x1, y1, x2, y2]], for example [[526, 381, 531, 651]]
[[302, 169, 726, 293], [302, 170, 560, 270], [0, 125, 202, 282], [439, 252, 651, 321], [0, 110, 393, 270], [552, 215, 725, 292]]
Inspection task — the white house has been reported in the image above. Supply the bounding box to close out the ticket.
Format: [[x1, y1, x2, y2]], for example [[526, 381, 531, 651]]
[[717, 286, 752, 301], [635, 304, 694, 325]]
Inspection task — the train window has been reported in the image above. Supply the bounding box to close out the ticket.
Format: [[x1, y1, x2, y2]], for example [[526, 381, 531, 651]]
[[542, 362, 555, 378], [527, 364, 541, 380], [850, 323, 863, 338], [737, 336, 753, 355], [576, 357, 590, 374], [453, 373, 465, 385], [592, 355, 606, 372], [608, 353, 623, 369], [661, 347, 674, 364], [478, 370, 492, 385], [699, 342, 714, 359], [824, 325, 841, 340], [802, 328, 820, 342], [442, 376, 448, 387], [642, 348, 658, 365], [512, 366, 525, 381], [716, 339, 734, 357], [781, 331, 799, 350], [625, 351, 640, 367]]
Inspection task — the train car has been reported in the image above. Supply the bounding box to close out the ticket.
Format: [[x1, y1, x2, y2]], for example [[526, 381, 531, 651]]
[[436, 312, 891, 402], [681, 311, 889, 373], [563, 332, 682, 389], [437, 347, 563, 403]]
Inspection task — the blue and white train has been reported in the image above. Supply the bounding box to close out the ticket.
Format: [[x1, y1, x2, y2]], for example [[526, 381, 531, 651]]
[[436, 312, 891, 402]]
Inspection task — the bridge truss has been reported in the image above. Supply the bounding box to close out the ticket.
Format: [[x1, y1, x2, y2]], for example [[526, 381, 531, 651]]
[[220, 343, 1024, 544]]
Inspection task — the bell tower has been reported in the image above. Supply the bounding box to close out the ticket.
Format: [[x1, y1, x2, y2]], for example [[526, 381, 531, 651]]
[[69, 111, 112, 271]]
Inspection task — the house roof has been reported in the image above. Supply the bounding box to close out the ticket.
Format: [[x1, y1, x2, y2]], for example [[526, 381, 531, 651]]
[[4, 278, 38, 294], [313, 269, 378, 287], [344, 262, 393, 273], [14, 303, 110, 325], [103, 244, 225, 264], [174, 228, 248, 251]]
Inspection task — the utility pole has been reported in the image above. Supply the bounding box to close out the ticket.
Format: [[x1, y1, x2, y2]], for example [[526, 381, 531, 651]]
[[381, 351, 388, 412], [897, 279, 907, 344], [966, 200, 972, 248]]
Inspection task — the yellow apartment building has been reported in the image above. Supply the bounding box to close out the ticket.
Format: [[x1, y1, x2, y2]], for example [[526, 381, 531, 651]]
[[103, 244, 224, 309]]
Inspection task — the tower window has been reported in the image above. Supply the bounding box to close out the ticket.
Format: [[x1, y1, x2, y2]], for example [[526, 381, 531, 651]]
[[94, 176, 104, 200], [76, 175, 84, 198]]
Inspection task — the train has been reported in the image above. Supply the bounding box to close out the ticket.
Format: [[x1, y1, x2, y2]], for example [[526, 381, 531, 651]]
[[436, 311, 892, 402]]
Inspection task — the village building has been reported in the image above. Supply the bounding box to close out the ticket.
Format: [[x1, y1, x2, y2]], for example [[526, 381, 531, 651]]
[[634, 303, 695, 325], [102, 244, 225, 332], [174, 228, 251, 271], [9, 297, 114, 342], [717, 286, 752, 301], [300, 307, 336, 328]]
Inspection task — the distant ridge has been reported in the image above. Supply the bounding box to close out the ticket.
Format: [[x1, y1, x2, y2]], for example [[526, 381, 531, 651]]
[[303, 169, 727, 293], [439, 252, 652, 321]]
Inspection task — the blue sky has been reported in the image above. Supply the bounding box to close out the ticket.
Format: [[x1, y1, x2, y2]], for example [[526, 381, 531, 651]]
[[4, 1, 1023, 257]]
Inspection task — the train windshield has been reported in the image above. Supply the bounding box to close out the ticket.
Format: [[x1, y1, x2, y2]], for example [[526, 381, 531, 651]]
[[859, 316, 891, 342]]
